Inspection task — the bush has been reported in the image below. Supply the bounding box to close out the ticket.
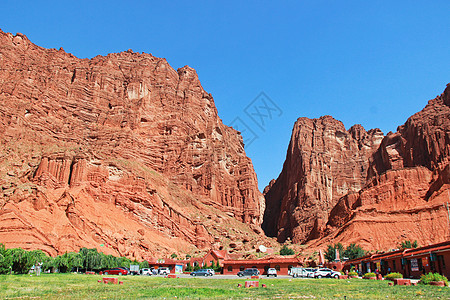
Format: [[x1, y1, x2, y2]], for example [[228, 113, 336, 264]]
[[400, 240, 418, 249], [419, 272, 449, 286], [280, 245, 295, 256], [363, 272, 376, 278], [385, 272, 403, 281], [348, 271, 358, 276]]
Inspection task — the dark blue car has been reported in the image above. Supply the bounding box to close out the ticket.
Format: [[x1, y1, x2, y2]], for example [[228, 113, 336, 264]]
[[190, 269, 213, 277]]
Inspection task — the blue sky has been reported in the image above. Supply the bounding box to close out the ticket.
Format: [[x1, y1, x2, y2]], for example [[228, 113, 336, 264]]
[[1, 1, 449, 190]]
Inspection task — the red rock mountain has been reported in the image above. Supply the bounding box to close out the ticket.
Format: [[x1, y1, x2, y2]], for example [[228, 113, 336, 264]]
[[0, 30, 268, 259], [264, 84, 450, 250], [262, 116, 384, 243]]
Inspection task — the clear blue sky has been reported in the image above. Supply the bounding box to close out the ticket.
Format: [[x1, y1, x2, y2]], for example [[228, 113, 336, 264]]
[[1, 1, 449, 191]]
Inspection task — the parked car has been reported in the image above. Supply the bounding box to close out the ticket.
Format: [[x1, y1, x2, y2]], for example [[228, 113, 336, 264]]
[[190, 269, 213, 277], [158, 267, 170, 275], [267, 268, 277, 277], [103, 267, 128, 275], [305, 268, 318, 278], [237, 268, 260, 277], [140, 268, 152, 276], [290, 267, 313, 278], [313, 268, 341, 279], [205, 269, 215, 275]]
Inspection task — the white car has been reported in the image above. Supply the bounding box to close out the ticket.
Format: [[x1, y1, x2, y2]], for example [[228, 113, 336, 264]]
[[140, 268, 152, 276], [158, 267, 170, 275], [267, 268, 277, 277], [314, 268, 341, 279], [206, 269, 215, 275], [305, 268, 318, 278]]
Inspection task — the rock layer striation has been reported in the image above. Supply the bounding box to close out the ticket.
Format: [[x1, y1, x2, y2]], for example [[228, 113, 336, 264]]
[[264, 84, 450, 250], [262, 116, 383, 243], [0, 30, 266, 258]]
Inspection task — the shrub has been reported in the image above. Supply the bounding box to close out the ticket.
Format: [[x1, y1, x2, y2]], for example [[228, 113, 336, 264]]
[[400, 240, 418, 249], [363, 272, 376, 279], [280, 245, 295, 256], [419, 272, 449, 286], [385, 272, 403, 281], [348, 271, 358, 276]]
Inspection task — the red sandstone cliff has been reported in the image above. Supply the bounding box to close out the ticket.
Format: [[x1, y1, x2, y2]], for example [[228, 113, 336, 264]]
[[262, 116, 383, 243], [0, 30, 268, 259], [264, 84, 450, 250]]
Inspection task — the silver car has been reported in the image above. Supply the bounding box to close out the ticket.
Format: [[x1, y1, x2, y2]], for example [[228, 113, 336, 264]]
[[267, 268, 277, 277]]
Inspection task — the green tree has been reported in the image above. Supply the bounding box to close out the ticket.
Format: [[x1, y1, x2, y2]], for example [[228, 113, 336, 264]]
[[213, 260, 221, 272], [53, 252, 82, 273], [69, 252, 83, 272], [280, 245, 295, 256], [10, 248, 34, 274], [0, 243, 12, 274], [79, 248, 103, 271], [343, 243, 366, 260], [185, 262, 192, 272], [139, 260, 149, 269], [117, 256, 131, 268], [170, 253, 178, 259], [400, 240, 418, 249], [324, 243, 344, 262], [53, 253, 69, 273], [42, 256, 55, 272]]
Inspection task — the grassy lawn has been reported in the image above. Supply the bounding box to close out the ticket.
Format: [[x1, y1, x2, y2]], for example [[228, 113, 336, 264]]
[[0, 274, 449, 299]]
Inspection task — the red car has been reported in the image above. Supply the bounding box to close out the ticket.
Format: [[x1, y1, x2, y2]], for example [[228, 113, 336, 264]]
[[103, 267, 128, 275]]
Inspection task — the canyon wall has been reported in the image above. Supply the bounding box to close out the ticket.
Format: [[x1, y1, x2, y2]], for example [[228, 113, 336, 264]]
[[262, 116, 383, 243], [0, 30, 268, 259], [264, 84, 450, 250]]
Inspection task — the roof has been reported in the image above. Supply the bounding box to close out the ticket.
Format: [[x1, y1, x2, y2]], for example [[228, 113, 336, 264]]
[[403, 241, 450, 258], [223, 257, 301, 265], [209, 250, 227, 259], [344, 240, 450, 266], [147, 258, 188, 264]]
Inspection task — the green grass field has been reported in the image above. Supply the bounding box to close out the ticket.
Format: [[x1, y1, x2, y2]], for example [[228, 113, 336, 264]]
[[1, 274, 449, 299]]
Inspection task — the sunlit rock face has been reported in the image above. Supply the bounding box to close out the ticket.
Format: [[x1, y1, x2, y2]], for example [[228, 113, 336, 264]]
[[0, 29, 266, 259], [263, 115, 383, 243], [264, 84, 450, 250]]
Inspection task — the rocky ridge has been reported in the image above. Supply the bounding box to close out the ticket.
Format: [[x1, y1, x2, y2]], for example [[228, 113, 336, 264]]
[[264, 84, 450, 250], [0, 30, 269, 259], [262, 116, 383, 243]]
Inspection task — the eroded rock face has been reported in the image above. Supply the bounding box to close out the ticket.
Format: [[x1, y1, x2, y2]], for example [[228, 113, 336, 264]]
[[0, 29, 266, 258], [262, 116, 383, 243], [368, 84, 450, 178], [265, 84, 450, 250]]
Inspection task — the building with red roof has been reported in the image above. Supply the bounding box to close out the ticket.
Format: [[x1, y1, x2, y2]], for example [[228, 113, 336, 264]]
[[222, 256, 302, 276], [344, 240, 450, 279]]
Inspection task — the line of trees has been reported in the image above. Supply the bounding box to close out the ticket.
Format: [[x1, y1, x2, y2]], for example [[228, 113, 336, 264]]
[[324, 243, 366, 262], [0, 243, 149, 274]]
